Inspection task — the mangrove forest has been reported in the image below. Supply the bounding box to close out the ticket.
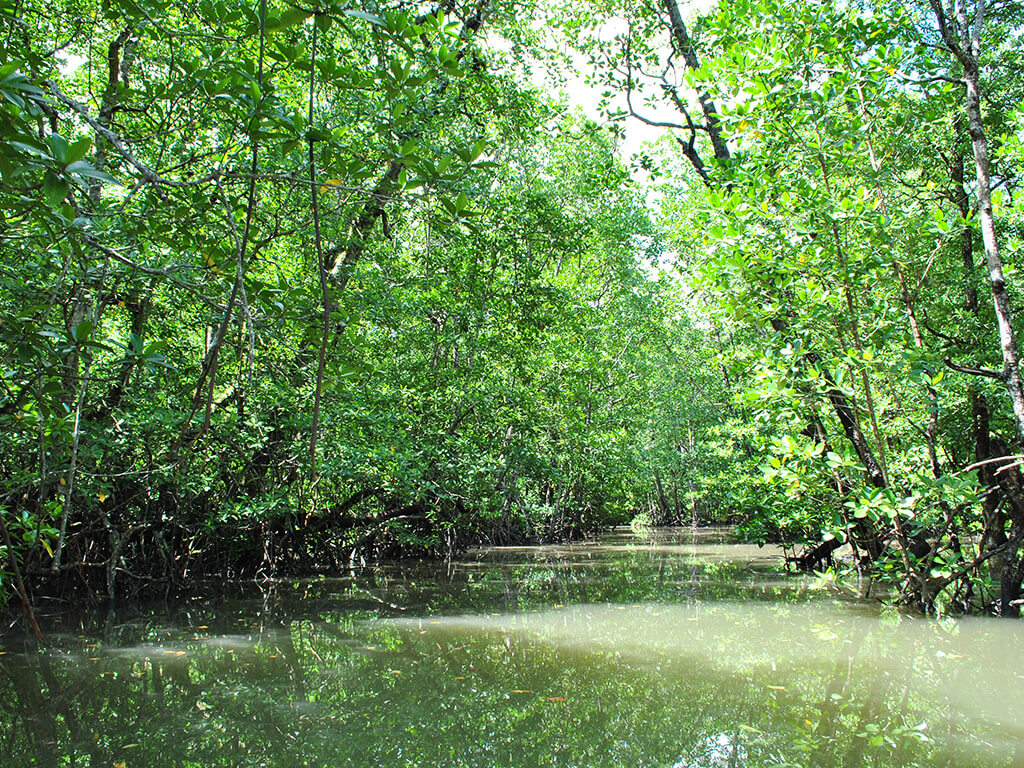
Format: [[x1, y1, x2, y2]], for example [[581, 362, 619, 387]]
[[5, 0, 1024, 625]]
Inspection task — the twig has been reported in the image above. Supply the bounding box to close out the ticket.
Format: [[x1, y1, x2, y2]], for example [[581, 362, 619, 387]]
[[46, 82, 219, 196], [958, 454, 1024, 474]]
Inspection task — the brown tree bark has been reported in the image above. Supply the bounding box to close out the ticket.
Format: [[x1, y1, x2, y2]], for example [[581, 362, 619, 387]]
[[931, 0, 1024, 443], [662, 0, 730, 165], [931, 0, 1024, 614]]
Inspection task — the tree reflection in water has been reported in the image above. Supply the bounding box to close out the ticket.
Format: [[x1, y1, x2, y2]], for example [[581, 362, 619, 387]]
[[1, 529, 1021, 767]]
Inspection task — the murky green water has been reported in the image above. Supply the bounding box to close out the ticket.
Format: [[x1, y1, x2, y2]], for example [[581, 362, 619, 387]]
[[3, 527, 1023, 767]]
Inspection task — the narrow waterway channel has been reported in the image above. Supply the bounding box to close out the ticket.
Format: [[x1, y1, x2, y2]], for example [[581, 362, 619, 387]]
[[2, 527, 1022, 767]]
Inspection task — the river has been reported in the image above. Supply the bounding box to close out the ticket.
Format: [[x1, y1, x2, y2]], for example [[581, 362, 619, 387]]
[[1, 527, 1022, 767]]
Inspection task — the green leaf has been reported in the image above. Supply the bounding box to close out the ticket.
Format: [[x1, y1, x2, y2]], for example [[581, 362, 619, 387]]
[[46, 133, 69, 164], [72, 319, 94, 343], [344, 9, 385, 26], [66, 160, 117, 183], [42, 171, 68, 208], [314, 13, 332, 32], [65, 137, 92, 165], [266, 8, 310, 30]]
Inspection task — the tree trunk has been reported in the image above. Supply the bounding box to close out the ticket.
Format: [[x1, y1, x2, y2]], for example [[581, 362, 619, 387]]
[[931, 0, 1024, 613], [931, 0, 1024, 443], [662, 0, 730, 165], [653, 471, 671, 524]]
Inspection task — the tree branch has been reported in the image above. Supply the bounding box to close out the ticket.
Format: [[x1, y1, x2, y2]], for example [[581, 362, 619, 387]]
[[46, 82, 219, 195], [945, 356, 1007, 381]]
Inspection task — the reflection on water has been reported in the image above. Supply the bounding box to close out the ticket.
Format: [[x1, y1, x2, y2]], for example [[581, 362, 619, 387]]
[[1, 527, 1022, 767]]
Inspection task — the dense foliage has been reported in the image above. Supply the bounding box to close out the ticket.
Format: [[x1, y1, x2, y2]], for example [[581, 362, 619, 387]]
[[4, 0, 1024, 619], [559, 0, 1024, 614], [0, 0, 724, 619]]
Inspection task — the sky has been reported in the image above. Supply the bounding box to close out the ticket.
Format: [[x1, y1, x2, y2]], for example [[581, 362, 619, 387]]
[[509, 2, 716, 189]]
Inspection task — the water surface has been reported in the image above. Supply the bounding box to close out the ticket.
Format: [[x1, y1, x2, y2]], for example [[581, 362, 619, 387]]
[[2, 527, 1021, 767]]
